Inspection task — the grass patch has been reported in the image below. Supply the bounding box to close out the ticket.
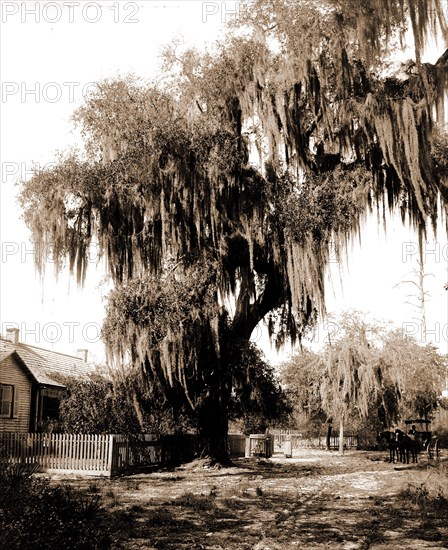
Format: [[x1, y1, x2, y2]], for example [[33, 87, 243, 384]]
[[146, 508, 176, 525], [172, 491, 216, 511]]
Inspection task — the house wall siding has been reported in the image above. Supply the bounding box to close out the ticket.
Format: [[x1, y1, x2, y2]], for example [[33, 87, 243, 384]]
[[0, 356, 32, 433]]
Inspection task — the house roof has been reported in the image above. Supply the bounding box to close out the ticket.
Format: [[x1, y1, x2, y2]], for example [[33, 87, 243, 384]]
[[0, 339, 93, 388]]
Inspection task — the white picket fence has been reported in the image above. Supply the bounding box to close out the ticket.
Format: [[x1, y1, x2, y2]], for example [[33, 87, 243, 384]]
[[0, 432, 113, 475], [0, 432, 245, 476], [0, 432, 194, 476], [0, 431, 359, 476]]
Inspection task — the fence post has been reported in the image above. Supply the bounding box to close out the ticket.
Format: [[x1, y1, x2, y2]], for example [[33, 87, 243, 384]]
[[107, 435, 115, 477], [284, 436, 292, 458], [244, 437, 251, 458]]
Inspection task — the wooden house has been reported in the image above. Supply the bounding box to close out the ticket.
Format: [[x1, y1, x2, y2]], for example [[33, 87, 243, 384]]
[[0, 329, 92, 433]]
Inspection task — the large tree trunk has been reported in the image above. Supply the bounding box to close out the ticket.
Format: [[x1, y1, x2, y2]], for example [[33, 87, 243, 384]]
[[194, 325, 237, 465], [196, 395, 230, 464], [194, 270, 281, 465], [184, 244, 287, 466]]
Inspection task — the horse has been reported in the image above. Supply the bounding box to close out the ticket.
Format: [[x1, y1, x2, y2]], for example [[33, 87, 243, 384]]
[[395, 429, 420, 464], [377, 431, 399, 463]]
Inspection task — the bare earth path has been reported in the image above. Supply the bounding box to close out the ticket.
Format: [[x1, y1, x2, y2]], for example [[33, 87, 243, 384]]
[[63, 450, 448, 549]]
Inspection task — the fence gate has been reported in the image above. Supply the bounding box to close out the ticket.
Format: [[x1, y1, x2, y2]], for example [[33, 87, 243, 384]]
[[270, 430, 358, 453]]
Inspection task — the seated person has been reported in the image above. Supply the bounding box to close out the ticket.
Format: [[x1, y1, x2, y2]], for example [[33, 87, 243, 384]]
[[409, 424, 417, 437]]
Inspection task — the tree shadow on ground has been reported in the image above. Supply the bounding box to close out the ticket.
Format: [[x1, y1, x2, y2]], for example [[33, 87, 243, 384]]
[[203, 460, 328, 480], [63, 453, 448, 549], [106, 482, 448, 549]]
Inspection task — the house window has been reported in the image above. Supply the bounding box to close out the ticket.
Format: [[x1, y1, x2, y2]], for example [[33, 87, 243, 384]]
[[0, 384, 16, 418]]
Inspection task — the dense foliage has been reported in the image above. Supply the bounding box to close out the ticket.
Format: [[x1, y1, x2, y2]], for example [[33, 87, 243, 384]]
[[58, 368, 194, 436], [58, 351, 290, 437], [229, 343, 292, 433], [0, 455, 111, 549], [19, 1, 448, 460], [381, 329, 447, 421], [280, 348, 328, 435], [280, 313, 447, 447]]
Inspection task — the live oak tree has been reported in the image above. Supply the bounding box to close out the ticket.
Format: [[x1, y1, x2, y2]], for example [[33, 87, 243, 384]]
[[19, 0, 448, 462]]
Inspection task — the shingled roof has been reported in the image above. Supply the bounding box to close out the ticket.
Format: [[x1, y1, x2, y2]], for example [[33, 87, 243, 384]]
[[0, 338, 92, 388]]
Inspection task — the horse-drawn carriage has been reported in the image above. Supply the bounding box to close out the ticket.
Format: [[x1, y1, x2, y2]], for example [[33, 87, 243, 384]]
[[378, 419, 440, 463], [403, 419, 440, 460]]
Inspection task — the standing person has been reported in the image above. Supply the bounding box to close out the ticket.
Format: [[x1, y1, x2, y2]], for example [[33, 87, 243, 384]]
[[326, 418, 333, 451]]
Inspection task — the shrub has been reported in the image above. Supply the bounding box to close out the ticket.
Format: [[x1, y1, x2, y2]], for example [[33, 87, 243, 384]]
[[0, 452, 112, 549], [398, 463, 448, 513], [58, 367, 195, 436]]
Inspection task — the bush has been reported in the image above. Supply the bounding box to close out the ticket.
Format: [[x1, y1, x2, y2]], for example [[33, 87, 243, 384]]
[[398, 462, 448, 512], [230, 344, 292, 434], [58, 367, 195, 436], [432, 403, 448, 448], [0, 452, 112, 549]]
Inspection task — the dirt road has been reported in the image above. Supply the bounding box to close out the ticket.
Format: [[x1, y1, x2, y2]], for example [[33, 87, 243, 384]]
[[72, 449, 448, 549]]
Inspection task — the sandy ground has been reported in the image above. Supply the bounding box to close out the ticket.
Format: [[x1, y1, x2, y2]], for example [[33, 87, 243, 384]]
[[57, 449, 448, 549]]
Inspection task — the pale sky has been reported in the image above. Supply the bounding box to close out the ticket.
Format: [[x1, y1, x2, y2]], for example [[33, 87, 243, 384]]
[[1, 1, 447, 365]]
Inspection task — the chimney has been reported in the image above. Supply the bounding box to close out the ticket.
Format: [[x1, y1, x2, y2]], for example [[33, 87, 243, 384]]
[[76, 348, 88, 362], [5, 327, 19, 345]]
